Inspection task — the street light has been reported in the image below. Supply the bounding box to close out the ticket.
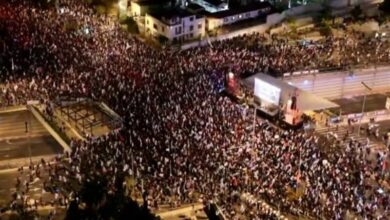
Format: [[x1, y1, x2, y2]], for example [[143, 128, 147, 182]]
[[358, 82, 372, 137], [25, 108, 32, 165]]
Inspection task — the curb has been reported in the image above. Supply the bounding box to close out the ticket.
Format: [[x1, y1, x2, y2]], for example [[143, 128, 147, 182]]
[[156, 203, 204, 219], [0, 106, 27, 114]]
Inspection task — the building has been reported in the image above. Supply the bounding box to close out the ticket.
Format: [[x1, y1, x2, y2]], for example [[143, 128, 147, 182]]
[[205, 1, 274, 31], [190, 0, 229, 13], [145, 9, 206, 42]]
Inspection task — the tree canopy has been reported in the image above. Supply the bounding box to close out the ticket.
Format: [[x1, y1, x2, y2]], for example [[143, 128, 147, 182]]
[[379, 0, 390, 16]]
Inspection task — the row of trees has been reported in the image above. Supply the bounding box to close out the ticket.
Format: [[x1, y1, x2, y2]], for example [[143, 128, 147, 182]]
[[65, 175, 158, 220]]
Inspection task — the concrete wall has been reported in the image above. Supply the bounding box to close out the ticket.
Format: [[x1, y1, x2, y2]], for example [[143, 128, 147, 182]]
[[284, 3, 324, 17], [181, 22, 270, 49], [327, 0, 383, 9], [266, 13, 285, 26]]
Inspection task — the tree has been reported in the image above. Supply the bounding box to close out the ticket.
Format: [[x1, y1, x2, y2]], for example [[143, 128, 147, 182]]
[[350, 5, 363, 21], [287, 18, 298, 33], [120, 17, 139, 34], [318, 6, 334, 25], [65, 176, 159, 220], [65, 200, 81, 220], [379, 0, 390, 16], [157, 35, 169, 45]]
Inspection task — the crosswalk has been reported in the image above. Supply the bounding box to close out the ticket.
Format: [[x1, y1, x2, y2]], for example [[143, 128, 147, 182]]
[[315, 125, 385, 151]]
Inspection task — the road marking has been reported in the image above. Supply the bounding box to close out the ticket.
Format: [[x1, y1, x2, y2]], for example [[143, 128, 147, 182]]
[[0, 134, 49, 142]]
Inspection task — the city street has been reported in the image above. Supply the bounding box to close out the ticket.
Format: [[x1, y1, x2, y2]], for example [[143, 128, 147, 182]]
[[0, 137, 62, 161], [0, 110, 62, 162], [0, 171, 18, 206], [333, 92, 389, 114], [0, 168, 66, 219]]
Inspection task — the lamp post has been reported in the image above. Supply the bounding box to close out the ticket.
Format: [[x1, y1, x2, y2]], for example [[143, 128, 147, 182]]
[[25, 107, 32, 165], [253, 105, 257, 137], [358, 82, 372, 137]]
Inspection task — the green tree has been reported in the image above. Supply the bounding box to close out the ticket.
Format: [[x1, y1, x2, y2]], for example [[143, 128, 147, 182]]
[[157, 35, 169, 45], [350, 5, 363, 21], [379, 0, 390, 16], [318, 7, 334, 25], [120, 17, 139, 34], [65, 176, 159, 220], [287, 18, 298, 33]]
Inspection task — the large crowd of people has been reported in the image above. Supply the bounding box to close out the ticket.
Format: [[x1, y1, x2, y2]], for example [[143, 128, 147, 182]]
[[1, 0, 390, 219]]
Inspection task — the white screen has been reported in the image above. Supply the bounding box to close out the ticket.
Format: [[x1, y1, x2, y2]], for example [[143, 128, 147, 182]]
[[254, 78, 281, 105]]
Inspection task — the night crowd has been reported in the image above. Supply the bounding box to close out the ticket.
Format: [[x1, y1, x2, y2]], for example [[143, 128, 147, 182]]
[[0, 0, 390, 219]]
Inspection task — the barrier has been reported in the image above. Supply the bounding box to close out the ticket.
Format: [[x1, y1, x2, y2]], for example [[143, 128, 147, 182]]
[[28, 105, 71, 152]]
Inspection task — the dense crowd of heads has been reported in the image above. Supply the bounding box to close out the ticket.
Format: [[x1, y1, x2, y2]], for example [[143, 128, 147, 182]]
[[1, 0, 390, 219]]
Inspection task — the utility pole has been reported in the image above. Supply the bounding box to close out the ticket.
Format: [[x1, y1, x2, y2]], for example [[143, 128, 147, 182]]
[[358, 82, 372, 137], [25, 109, 32, 165], [253, 105, 257, 137]]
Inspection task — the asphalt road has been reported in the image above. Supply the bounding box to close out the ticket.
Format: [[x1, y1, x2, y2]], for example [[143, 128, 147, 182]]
[[0, 171, 19, 205], [0, 136, 62, 161], [332, 93, 389, 115], [0, 110, 62, 161]]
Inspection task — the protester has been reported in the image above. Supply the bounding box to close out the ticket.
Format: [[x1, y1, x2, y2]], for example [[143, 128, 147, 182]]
[[0, 0, 389, 219]]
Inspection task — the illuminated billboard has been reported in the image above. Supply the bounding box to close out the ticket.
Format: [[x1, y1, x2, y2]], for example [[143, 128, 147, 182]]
[[254, 78, 281, 105]]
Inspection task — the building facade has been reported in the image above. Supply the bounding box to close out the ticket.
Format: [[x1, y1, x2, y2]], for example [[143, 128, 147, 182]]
[[145, 9, 206, 41], [205, 2, 273, 31]]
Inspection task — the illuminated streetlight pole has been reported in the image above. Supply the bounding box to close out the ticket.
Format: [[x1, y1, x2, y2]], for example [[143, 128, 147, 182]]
[[358, 82, 372, 137], [253, 105, 257, 137]]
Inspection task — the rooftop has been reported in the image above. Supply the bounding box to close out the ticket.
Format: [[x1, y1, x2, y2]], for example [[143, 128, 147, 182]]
[[205, 1, 274, 18], [133, 0, 171, 6], [187, 3, 205, 11], [203, 0, 227, 6]]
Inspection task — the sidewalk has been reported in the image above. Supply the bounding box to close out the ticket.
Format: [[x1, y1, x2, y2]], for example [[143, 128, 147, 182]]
[[156, 203, 204, 219]]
